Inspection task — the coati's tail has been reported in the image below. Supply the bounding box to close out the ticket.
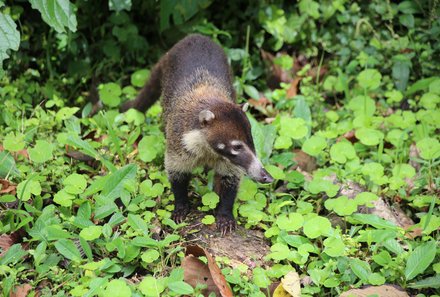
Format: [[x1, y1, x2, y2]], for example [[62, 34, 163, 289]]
[[120, 62, 163, 113]]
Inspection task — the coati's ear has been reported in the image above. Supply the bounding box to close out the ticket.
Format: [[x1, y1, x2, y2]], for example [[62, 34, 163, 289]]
[[199, 109, 215, 126]]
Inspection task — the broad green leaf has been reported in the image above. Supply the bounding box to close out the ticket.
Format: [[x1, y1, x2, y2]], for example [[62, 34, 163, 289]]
[[102, 279, 131, 297], [405, 241, 436, 280], [330, 141, 356, 163], [17, 179, 41, 201], [323, 236, 345, 257], [131, 69, 149, 87], [253, 267, 271, 288], [54, 189, 75, 207], [54, 239, 82, 262], [29, 0, 77, 33], [29, 140, 54, 163], [349, 258, 371, 283], [99, 82, 122, 107], [351, 213, 398, 230], [3, 132, 25, 152], [0, 244, 26, 265], [303, 216, 332, 238], [244, 85, 260, 99], [357, 69, 381, 90], [325, 196, 357, 216], [0, 151, 20, 178], [419, 92, 440, 109], [139, 276, 165, 297], [201, 215, 215, 225], [201, 192, 219, 209], [141, 250, 160, 263], [368, 273, 385, 285], [302, 136, 327, 156], [63, 173, 87, 194], [408, 275, 440, 289], [80, 225, 103, 241], [127, 214, 149, 235], [168, 281, 194, 295], [307, 177, 339, 197], [416, 138, 440, 160], [279, 117, 308, 139], [0, 13, 20, 72], [348, 95, 375, 117], [355, 128, 384, 146], [140, 179, 165, 198], [276, 213, 303, 232], [265, 165, 285, 180], [138, 135, 164, 162]]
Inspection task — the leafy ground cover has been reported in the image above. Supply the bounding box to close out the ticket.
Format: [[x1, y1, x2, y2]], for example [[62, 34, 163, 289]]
[[0, 0, 439, 296]]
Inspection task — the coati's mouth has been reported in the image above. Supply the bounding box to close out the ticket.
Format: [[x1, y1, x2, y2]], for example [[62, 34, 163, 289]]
[[245, 156, 274, 184]]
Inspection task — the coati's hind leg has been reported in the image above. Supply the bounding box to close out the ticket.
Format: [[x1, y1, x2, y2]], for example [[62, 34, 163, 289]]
[[169, 171, 191, 223], [120, 62, 163, 113], [214, 173, 240, 235]]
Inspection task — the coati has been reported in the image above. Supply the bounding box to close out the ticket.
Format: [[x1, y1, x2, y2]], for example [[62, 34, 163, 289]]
[[121, 34, 273, 234]]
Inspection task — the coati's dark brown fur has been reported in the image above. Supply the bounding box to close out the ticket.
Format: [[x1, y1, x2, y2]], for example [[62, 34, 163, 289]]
[[121, 34, 273, 234]]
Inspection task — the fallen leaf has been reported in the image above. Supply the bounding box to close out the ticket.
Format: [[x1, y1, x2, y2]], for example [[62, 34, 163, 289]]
[[281, 271, 300, 297], [185, 245, 233, 297], [340, 284, 409, 297], [183, 255, 220, 296], [286, 77, 301, 99], [292, 149, 317, 173], [0, 179, 16, 195], [10, 283, 32, 297]]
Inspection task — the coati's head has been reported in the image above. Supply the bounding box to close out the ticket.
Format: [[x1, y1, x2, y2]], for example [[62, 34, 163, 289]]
[[197, 101, 274, 183]]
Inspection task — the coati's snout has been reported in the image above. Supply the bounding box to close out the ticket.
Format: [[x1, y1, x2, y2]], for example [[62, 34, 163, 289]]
[[199, 105, 274, 184]]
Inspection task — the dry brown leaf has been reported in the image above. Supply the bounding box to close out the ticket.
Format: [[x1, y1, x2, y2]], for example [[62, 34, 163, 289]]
[[0, 234, 16, 257], [0, 179, 16, 195], [281, 271, 300, 297], [340, 284, 409, 297], [286, 77, 301, 99], [9, 283, 32, 297], [292, 149, 317, 173], [0, 145, 29, 159], [185, 245, 233, 297], [183, 255, 220, 296]]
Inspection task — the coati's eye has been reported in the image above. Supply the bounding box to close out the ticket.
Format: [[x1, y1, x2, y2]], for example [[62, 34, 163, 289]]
[[232, 143, 243, 151]]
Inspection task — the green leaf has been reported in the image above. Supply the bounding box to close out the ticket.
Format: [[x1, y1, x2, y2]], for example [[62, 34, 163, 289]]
[[420, 92, 440, 109], [29, 0, 77, 33], [109, 0, 132, 12], [351, 213, 398, 230], [349, 258, 371, 283], [99, 82, 122, 107], [139, 276, 165, 297], [265, 165, 285, 180], [201, 192, 219, 209], [368, 273, 385, 285], [325, 196, 357, 216], [348, 95, 376, 117], [253, 267, 271, 288], [0, 244, 26, 265], [131, 69, 149, 87], [54, 239, 82, 262], [276, 213, 304, 232], [279, 117, 308, 140], [244, 85, 260, 99], [307, 177, 339, 197], [201, 215, 215, 225], [355, 128, 384, 146], [3, 132, 25, 152], [80, 226, 103, 241], [303, 216, 332, 238], [357, 69, 381, 90], [0, 151, 20, 178], [416, 138, 440, 160], [330, 141, 356, 163], [0, 12, 20, 72], [17, 179, 41, 201], [140, 179, 165, 198], [168, 281, 194, 294], [29, 140, 54, 163], [102, 279, 131, 297], [63, 173, 87, 194], [302, 136, 327, 156], [405, 241, 436, 280], [127, 214, 149, 235], [323, 236, 345, 257], [408, 275, 440, 289], [138, 135, 164, 162], [141, 249, 160, 263]]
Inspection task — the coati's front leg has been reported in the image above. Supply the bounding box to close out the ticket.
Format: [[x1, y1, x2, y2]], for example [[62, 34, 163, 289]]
[[169, 171, 191, 223], [214, 173, 240, 235]]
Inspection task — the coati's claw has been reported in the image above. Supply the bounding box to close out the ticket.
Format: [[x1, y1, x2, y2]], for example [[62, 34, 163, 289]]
[[172, 206, 190, 224], [216, 215, 236, 236]]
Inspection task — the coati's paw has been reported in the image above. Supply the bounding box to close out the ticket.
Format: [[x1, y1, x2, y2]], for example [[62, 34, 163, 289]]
[[216, 215, 236, 236], [171, 205, 190, 224]]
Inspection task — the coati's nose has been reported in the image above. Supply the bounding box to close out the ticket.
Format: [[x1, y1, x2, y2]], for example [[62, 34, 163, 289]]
[[259, 168, 274, 183]]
